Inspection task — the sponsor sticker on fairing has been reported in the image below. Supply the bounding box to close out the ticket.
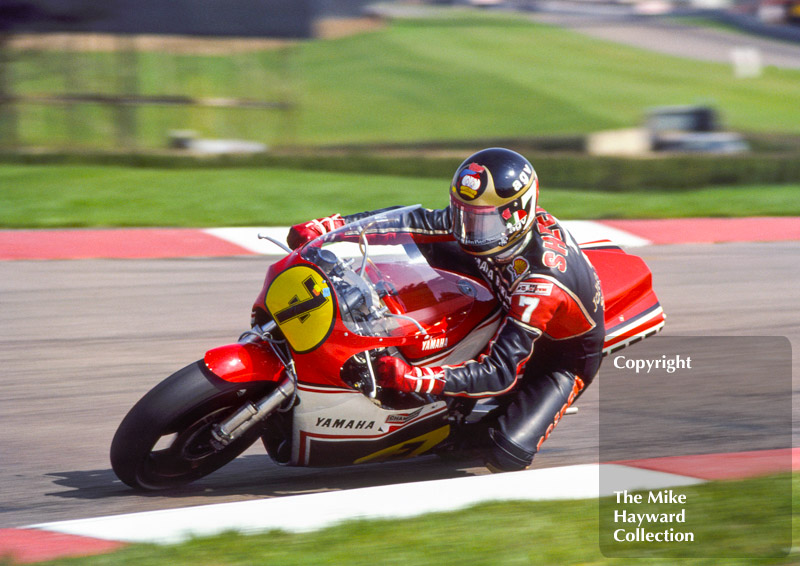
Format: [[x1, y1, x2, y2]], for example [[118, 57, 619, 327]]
[[385, 407, 423, 424]]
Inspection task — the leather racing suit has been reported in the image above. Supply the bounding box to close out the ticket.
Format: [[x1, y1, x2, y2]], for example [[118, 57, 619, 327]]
[[345, 205, 605, 472]]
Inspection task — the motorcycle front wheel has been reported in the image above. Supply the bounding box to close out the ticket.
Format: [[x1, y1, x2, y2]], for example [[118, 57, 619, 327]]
[[110, 360, 272, 490]]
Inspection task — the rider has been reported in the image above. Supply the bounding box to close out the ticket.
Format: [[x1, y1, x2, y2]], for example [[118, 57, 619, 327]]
[[286, 148, 605, 472]]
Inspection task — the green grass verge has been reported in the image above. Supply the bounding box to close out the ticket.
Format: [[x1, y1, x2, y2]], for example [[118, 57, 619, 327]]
[[1, 165, 798, 228], [7, 11, 800, 149], [29, 473, 796, 566]]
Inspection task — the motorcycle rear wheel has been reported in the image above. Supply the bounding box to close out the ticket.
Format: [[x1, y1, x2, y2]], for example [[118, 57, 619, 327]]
[[110, 360, 271, 490]]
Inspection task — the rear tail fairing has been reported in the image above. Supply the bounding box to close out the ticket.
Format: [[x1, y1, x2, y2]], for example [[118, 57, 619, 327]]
[[581, 241, 666, 355]]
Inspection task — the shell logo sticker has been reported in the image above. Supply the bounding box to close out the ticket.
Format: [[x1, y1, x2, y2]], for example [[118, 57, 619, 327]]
[[511, 257, 530, 277], [265, 265, 335, 353]]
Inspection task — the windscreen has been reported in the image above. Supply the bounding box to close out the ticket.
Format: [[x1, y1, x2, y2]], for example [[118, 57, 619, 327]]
[[300, 206, 480, 339]]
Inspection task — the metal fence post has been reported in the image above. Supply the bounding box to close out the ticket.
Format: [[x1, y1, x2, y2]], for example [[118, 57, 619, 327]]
[[115, 35, 138, 149], [0, 34, 19, 148]]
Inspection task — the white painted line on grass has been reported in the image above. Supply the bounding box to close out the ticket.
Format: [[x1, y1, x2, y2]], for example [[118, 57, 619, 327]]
[[31, 464, 702, 545]]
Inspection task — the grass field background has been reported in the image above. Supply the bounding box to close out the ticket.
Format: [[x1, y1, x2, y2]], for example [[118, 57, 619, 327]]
[[4, 11, 799, 227], [5, 10, 798, 227], [7, 11, 800, 149]]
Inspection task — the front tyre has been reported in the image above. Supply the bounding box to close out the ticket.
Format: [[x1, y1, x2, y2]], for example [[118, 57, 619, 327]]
[[110, 361, 271, 490]]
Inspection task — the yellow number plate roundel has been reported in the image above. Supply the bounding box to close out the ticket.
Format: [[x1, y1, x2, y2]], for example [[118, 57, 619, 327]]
[[265, 265, 336, 353]]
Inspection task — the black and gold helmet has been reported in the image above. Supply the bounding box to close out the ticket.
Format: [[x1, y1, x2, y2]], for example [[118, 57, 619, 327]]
[[450, 148, 538, 258]]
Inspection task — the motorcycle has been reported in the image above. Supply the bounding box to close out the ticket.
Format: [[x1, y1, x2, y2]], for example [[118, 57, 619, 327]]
[[110, 206, 665, 490]]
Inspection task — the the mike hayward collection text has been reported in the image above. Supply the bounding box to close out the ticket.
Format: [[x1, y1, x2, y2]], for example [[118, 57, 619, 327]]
[[612, 489, 695, 543]]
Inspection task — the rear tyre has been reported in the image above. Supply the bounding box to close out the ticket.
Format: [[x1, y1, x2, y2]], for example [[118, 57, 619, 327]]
[[110, 361, 271, 490]]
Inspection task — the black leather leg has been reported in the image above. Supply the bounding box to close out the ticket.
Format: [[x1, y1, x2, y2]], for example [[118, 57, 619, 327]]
[[486, 369, 581, 472]]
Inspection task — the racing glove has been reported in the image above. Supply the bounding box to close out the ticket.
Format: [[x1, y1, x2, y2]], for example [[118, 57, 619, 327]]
[[377, 356, 446, 395], [286, 214, 345, 249]]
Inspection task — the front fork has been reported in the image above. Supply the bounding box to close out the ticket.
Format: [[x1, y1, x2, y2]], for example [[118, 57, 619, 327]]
[[211, 375, 295, 449], [207, 321, 298, 449]]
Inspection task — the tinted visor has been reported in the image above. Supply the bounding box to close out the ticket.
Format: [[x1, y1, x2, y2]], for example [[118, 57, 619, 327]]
[[450, 198, 508, 254]]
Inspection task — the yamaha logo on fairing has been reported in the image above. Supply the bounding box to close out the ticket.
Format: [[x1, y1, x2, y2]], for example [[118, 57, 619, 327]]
[[421, 336, 448, 351], [316, 417, 375, 430]]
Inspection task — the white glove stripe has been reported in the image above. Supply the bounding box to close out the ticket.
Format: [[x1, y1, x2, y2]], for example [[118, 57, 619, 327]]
[[404, 366, 444, 395], [323, 214, 343, 231]]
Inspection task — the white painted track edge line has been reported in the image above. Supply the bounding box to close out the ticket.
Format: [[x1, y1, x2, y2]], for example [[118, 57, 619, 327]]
[[29, 463, 703, 545]]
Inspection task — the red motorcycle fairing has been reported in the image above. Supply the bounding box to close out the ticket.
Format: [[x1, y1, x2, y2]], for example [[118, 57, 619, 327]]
[[204, 343, 285, 384], [252, 247, 499, 392], [581, 242, 666, 355]]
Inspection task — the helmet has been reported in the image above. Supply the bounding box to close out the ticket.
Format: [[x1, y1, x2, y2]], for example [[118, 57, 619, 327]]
[[449, 148, 539, 258]]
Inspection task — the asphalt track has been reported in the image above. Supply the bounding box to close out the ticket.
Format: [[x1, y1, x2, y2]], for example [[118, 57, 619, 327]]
[[528, 5, 800, 69], [379, 2, 800, 69], [1, 242, 798, 530]]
